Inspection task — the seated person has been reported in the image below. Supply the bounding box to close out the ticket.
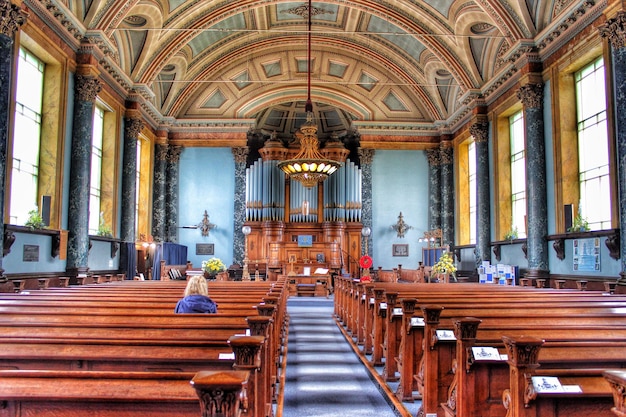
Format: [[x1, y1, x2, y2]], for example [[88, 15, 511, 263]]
[[174, 275, 218, 314]]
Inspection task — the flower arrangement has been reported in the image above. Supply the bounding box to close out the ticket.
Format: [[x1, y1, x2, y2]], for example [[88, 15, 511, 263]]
[[97, 212, 113, 237], [202, 257, 226, 275], [432, 251, 457, 278], [504, 226, 518, 242]]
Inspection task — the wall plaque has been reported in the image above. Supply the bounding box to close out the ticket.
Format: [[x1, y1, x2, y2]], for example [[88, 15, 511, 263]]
[[23, 244, 40, 262], [196, 243, 214, 255]]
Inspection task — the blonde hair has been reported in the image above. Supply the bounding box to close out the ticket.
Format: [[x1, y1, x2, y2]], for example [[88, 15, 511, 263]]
[[184, 275, 209, 297]]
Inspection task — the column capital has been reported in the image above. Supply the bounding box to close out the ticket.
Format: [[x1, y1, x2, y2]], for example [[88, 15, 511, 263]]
[[425, 148, 441, 166], [440, 146, 453, 165], [0, 0, 27, 38], [124, 117, 144, 139], [469, 117, 489, 143], [231, 146, 249, 163], [358, 147, 375, 164], [517, 83, 544, 109], [155, 144, 169, 161], [75, 75, 102, 102], [167, 145, 182, 163], [599, 11, 626, 49]]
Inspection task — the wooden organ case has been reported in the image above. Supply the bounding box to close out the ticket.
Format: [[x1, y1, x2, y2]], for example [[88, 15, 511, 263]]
[[244, 135, 364, 279]]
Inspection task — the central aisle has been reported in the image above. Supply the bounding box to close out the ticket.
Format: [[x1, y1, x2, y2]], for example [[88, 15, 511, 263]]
[[279, 297, 399, 417]]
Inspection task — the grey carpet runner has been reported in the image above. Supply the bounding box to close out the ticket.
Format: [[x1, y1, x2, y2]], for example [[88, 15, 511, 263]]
[[281, 297, 398, 417]]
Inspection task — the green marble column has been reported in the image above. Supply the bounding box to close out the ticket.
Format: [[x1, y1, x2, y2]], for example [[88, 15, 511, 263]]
[[440, 145, 455, 248], [120, 117, 144, 242], [151, 143, 168, 242], [599, 12, 626, 285], [165, 146, 182, 242], [425, 149, 442, 231], [470, 119, 491, 267], [232, 147, 249, 264], [358, 148, 374, 261], [66, 74, 102, 278], [518, 83, 548, 280]]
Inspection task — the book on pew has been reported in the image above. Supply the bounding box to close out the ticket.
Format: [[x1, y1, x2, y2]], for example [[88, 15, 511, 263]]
[[314, 268, 329, 274]]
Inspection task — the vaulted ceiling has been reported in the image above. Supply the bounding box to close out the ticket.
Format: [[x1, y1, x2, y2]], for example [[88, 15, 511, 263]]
[[33, 0, 600, 146]]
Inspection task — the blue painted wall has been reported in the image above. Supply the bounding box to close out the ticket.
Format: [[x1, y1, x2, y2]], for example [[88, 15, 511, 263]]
[[371, 150, 430, 269], [178, 147, 236, 268]]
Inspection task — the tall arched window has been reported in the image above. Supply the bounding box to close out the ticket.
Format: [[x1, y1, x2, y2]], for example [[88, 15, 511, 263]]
[[10, 47, 44, 225], [468, 141, 476, 244], [89, 106, 104, 234], [575, 57, 610, 230], [509, 111, 526, 238]]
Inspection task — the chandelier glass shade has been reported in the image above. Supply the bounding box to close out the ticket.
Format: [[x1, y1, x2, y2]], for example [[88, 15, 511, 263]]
[[277, 0, 342, 188], [277, 114, 341, 188]]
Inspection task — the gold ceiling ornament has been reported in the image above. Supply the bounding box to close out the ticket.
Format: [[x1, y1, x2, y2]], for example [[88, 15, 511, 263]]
[[276, 0, 342, 188]]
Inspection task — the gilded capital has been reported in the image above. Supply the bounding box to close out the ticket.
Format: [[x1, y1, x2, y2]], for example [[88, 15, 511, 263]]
[[599, 11, 626, 50], [358, 148, 375, 165], [517, 83, 543, 109], [124, 117, 144, 139], [75, 75, 102, 102], [0, 0, 27, 38], [231, 147, 249, 163]]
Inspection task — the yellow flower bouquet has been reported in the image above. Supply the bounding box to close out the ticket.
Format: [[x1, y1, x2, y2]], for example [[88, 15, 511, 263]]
[[202, 258, 226, 275], [432, 251, 457, 281]]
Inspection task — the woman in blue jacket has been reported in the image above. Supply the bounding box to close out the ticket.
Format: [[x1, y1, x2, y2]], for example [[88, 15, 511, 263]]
[[174, 275, 218, 313]]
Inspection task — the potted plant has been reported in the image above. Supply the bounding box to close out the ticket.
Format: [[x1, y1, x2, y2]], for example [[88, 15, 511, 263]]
[[504, 226, 518, 242], [568, 206, 589, 232], [202, 257, 226, 280], [25, 207, 46, 230], [97, 212, 113, 237]]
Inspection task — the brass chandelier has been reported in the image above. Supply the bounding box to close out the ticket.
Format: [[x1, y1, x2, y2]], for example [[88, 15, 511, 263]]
[[277, 0, 342, 188]]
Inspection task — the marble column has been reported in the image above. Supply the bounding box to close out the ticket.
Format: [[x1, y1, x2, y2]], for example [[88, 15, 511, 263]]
[[470, 119, 491, 266], [232, 147, 249, 264], [599, 12, 626, 283], [358, 148, 374, 261], [518, 83, 549, 279], [0, 0, 26, 281], [425, 149, 442, 231], [120, 117, 144, 242], [151, 142, 168, 242], [440, 145, 455, 247], [165, 145, 182, 242], [66, 74, 102, 277]]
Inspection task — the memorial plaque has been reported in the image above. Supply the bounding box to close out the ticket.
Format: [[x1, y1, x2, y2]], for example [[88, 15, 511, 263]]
[[23, 245, 40, 262], [196, 243, 214, 255]]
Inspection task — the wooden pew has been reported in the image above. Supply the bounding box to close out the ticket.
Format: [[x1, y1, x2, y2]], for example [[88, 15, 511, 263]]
[[0, 279, 285, 417]]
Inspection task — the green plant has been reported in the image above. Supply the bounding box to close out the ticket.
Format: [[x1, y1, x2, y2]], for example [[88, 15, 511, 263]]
[[504, 226, 518, 242], [96, 212, 112, 237], [568, 214, 589, 232], [202, 258, 226, 275], [568, 205, 589, 232], [25, 207, 46, 230]]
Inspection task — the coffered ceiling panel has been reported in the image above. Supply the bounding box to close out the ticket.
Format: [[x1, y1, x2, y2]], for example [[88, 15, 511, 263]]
[[34, 0, 597, 144]]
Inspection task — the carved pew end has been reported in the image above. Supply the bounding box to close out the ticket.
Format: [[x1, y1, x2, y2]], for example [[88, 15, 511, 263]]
[[190, 370, 250, 417], [12, 280, 25, 293]]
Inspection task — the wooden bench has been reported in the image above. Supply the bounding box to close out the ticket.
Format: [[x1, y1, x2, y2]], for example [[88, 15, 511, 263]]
[[333, 277, 626, 416], [0, 279, 287, 417]]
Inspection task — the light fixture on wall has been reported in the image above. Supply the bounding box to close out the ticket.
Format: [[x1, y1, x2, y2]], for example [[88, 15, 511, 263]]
[[419, 228, 442, 248], [277, 0, 342, 188], [180, 210, 216, 237], [391, 212, 413, 238]]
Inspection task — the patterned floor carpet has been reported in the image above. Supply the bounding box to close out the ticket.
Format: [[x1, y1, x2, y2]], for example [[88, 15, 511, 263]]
[[279, 297, 403, 417]]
